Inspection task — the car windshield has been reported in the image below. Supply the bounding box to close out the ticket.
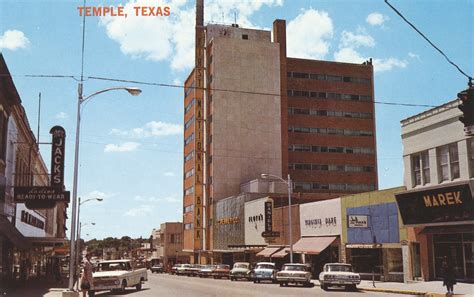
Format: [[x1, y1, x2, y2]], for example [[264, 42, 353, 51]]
[[256, 264, 274, 270], [234, 263, 249, 269], [97, 262, 127, 271], [202, 265, 214, 269], [217, 265, 229, 269], [283, 265, 306, 271], [327, 265, 353, 272]]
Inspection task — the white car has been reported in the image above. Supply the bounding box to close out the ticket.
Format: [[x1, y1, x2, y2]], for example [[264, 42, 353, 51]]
[[92, 260, 147, 293], [319, 263, 360, 291], [251, 262, 277, 283], [230, 262, 251, 281], [276, 263, 312, 287], [176, 263, 191, 276]]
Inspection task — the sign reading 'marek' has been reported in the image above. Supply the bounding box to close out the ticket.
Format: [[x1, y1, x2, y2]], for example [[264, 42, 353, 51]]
[[14, 126, 70, 208], [395, 182, 474, 226]]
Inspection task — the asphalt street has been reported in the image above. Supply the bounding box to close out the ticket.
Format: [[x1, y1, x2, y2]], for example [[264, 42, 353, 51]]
[[92, 273, 417, 297]]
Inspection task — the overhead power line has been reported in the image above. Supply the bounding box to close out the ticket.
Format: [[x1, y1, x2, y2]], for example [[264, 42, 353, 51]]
[[385, 0, 472, 81], [87, 75, 438, 108], [1, 73, 441, 108]]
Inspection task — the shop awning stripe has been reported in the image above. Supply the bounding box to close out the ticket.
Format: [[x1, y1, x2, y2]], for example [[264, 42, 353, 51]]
[[292, 236, 336, 255]]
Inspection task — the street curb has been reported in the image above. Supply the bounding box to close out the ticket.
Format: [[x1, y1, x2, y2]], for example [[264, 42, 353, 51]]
[[359, 286, 426, 295], [312, 282, 451, 296]]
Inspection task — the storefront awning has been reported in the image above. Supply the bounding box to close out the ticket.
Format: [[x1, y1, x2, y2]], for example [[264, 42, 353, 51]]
[[346, 243, 383, 249], [292, 236, 335, 255], [420, 224, 474, 234], [0, 215, 30, 250], [256, 246, 281, 257], [27, 237, 68, 246], [271, 248, 289, 258]]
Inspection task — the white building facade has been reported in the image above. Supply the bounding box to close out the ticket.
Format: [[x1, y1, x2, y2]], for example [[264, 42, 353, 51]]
[[396, 99, 474, 282]]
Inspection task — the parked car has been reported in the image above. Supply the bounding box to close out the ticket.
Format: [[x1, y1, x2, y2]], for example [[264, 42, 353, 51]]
[[91, 260, 147, 294], [212, 264, 230, 279], [199, 265, 216, 278], [170, 264, 183, 275], [150, 263, 164, 273], [319, 263, 360, 291], [176, 264, 191, 276], [251, 262, 277, 283], [276, 263, 312, 287], [230, 262, 251, 281], [186, 264, 202, 277]]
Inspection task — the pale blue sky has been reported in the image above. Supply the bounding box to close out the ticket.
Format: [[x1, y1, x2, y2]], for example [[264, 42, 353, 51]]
[[0, 0, 472, 239]]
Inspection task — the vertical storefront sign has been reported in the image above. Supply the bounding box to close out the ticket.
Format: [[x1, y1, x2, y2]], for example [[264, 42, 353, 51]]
[[264, 201, 272, 232], [50, 126, 66, 188], [193, 0, 205, 251]]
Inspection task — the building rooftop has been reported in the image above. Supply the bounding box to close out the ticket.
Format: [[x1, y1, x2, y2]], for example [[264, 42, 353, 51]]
[[400, 99, 458, 127]]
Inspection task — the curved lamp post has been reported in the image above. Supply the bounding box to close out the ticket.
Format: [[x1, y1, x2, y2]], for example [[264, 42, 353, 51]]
[[75, 197, 102, 289], [68, 85, 141, 291], [261, 173, 293, 263]]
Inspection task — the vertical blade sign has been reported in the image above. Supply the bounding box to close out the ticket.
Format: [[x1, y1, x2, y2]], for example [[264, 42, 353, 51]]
[[50, 126, 66, 188]]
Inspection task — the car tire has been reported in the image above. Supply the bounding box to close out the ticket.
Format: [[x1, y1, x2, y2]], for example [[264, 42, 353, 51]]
[[321, 284, 328, 291], [120, 280, 127, 293], [304, 281, 311, 287], [347, 284, 357, 291], [136, 283, 142, 291], [89, 291, 95, 297], [230, 277, 234, 281], [279, 283, 283, 287]]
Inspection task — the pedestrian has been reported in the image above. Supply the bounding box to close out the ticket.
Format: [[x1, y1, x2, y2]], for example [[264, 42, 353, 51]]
[[442, 256, 456, 295], [54, 258, 61, 282], [81, 253, 94, 297]]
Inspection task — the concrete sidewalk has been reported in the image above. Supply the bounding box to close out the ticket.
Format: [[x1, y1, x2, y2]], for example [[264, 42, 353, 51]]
[[357, 280, 474, 296], [2, 277, 69, 297]]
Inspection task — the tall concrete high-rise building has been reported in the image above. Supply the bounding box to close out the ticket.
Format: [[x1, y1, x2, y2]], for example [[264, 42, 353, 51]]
[[183, 16, 377, 263]]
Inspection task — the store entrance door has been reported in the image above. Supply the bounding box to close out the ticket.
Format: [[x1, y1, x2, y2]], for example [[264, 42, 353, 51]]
[[411, 243, 422, 279], [433, 233, 473, 281]]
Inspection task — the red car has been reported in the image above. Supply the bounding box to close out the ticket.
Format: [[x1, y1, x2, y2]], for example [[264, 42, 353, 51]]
[[212, 264, 230, 279]]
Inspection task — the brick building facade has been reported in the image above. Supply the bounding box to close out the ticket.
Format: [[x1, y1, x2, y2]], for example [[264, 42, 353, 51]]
[[182, 18, 378, 263]]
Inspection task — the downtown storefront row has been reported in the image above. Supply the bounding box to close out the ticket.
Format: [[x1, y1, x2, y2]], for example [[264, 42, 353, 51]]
[[211, 187, 415, 282], [0, 54, 68, 289], [211, 183, 472, 283], [213, 194, 299, 267]]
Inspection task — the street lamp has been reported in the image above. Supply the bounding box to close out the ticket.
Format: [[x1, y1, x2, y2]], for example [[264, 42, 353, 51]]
[[75, 197, 102, 289], [77, 196, 103, 250], [67, 84, 141, 291], [261, 173, 293, 263], [76, 222, 95, 279]]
